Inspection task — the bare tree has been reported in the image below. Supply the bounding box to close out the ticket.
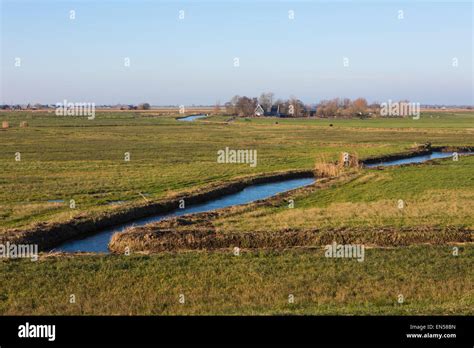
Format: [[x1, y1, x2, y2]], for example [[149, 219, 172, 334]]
[[224, 102, 234, 115], [225, 95, 240, 115], [342, 98, 352, 109], [316, 99, 338, 117], [258, 92, 274, 112], [289, 96, 305, 117], [214, 100, 221, 114], [351, 98, 368, 116], [138, 103, 150, 110], [235, 96, 257, 117]]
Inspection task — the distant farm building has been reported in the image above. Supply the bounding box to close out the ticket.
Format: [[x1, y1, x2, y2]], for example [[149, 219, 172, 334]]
[[255, 103, 316, 117], [254, 104, 287, 117], [254, 104, 265, 116]]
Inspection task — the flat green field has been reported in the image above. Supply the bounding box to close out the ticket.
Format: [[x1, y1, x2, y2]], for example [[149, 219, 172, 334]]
[[0, 246, 472, 315], [0, 111, 473, 315], [213, 155, 474, 233], [1, 111, 473, 231]]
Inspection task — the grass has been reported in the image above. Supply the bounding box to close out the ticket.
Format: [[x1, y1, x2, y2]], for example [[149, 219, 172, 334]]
[[213, 155, 474, 232], [1, 111, 473, 232], [0, 245, 472, 315], [0, 110, 472, 315]]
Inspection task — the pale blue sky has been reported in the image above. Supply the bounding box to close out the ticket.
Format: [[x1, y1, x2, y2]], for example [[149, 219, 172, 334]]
[[1, 0, 472, 105]]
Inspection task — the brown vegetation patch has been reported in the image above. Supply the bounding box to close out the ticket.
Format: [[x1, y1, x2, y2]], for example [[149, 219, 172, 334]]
[[109, 223, 473, 254]]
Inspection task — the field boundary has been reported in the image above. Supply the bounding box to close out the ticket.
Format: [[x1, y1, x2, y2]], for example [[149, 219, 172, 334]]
[[109, 224, 474, 254]]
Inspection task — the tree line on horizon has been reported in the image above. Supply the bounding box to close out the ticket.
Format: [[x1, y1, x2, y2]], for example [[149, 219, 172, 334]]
[[218, 93, 418, 118]]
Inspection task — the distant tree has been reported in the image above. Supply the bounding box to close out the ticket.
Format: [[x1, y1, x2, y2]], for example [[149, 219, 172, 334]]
[[214, 100, 221, 114], [342, 98, 352, 110], [288, 96, 306, 117], [258, 92, 274, 112], [225, 95, 241, 115], [351, 98, 368, 117], [235, 96, 257, 117], [277, 99, 290, 115], [369, 102, 381, 117], [274, 98, 285, 110], [224, 102, 235, 115], [316, 99, 338, 117], [224, 94, 384, 119], [230, 95, 240, 107], [138, 103, 151, 110], [315, 101, 326, 117]]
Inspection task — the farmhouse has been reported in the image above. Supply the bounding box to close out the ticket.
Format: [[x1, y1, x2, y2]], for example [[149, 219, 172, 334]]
[[266, 105, 283, 117], [254, 104, 288, 117], [254, 104, 265, 116]]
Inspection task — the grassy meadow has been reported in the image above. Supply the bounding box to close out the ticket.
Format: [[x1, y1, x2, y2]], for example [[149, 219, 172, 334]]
[[213, 155, 474, 233], [1, 111, 473, 232], [0, 110, 473, 315], [0, 246, 472, 315]]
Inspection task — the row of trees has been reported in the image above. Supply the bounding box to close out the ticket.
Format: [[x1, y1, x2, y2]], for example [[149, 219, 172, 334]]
[[224, 93, 308, 117], [221, 93, 411, 118], [316, 98, 377, 118], [224, 96, 258, 117]]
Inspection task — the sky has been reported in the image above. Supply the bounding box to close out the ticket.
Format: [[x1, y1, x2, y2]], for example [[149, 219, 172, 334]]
[[0, 0, 472, 105]]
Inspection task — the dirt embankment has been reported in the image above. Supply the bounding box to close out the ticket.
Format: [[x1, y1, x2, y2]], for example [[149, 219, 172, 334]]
[[0, 170, 314, 251], [109, 217, 473, 254]]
